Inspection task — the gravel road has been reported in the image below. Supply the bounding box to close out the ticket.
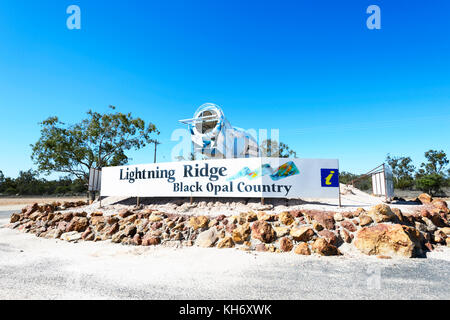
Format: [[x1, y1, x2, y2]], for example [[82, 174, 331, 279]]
[[1, 210, 449, 300]]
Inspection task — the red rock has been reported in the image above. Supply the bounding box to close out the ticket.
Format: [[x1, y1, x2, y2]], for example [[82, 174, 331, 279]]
[[62, 212, 73, 222], [340, 228, 353, 243], [279, 237, 293, 252], [142, 235, 161, 246], [289, 210, 303, 218], [251, 221, 276, 243], [303, 211, 335, 230], [318, 230, 339, 246], [341, 221, 357, 232], [290, 227, 315, 242], [106, 223, 119, 236], [106, 216, 119, 225], [226, 223, 238, 233], [131, 234, 142, 245], [343, 211, 354, 219], [65, 217, 89, 232], [432, 199, 449, 213], [22, 203, 39, 216], [151, 222, 163, 230], [10, 213, 21, 223], [81, 229, 94, 241], [118, 209, 133, 218], [312, 238, 341, 256], [123, 225, 137, 237], [57, 221, 68, 231]]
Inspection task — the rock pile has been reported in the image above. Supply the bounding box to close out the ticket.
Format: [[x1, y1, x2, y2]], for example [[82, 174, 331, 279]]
[[5, 193, 450, 258]]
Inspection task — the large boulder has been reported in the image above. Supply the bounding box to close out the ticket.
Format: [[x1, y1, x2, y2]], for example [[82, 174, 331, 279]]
[[251, 221, 276, 243], [354, 224, 423, 258], [195, 228, 219, 247], [367, 204, 396, 223], [418, 193, 432, 204]]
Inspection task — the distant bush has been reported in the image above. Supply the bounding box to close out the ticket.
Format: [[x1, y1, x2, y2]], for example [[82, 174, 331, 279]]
[[339, 171, 371, 191], [0, 169, 86, 196], [415, 173, 444, 196]]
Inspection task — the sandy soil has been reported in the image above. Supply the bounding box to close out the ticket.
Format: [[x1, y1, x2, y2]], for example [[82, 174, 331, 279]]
[[0, 196, 86, 211]]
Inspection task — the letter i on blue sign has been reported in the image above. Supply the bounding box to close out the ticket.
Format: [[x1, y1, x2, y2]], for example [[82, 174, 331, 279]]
[[321, 169, 339, 187]]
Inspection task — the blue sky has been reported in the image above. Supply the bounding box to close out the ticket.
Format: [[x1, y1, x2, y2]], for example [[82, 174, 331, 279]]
[[0, 0, 449, 178]]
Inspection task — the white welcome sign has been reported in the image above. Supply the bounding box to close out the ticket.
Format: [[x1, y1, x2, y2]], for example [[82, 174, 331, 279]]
[[101, 158, 340, 199]]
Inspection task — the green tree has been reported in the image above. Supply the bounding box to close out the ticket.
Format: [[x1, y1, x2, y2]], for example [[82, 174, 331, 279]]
[[416, 173, 444, 196], [31, 106, 159, 185], [385, 154, 416, 189], [259, 139, 297, 158], [415, 150, 448, 195], [420, 150, 449, 175]]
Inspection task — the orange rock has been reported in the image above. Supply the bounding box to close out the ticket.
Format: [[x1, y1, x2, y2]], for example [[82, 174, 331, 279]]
[[294, 243, 311, 255], [354, 224, 422, 258], [311, 238, 341, 256], [418, 193, 432, 204], [278, 211, 295, 225]]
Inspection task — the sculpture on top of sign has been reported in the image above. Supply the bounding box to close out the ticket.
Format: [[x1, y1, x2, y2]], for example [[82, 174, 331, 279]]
[[179, 103, 259, 159]]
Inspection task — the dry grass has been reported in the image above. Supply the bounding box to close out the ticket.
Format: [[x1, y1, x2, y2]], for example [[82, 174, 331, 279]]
[[0, 196, 86, 207]]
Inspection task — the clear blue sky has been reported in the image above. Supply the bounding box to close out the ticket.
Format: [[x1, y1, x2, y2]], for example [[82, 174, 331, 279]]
[[0, 0, 449, 178]]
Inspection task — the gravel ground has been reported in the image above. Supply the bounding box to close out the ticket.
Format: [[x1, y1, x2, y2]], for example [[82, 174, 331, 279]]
[[1, 210, 449, 300]]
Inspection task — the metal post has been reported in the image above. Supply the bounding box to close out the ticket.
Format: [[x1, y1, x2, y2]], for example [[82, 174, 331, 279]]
[[338, 184, 342, 208], [383, 163, 388, 203]]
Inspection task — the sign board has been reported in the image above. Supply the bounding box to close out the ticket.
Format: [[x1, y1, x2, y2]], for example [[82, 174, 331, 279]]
[[100, 158, 339, 199], [88, 168, 102, 192]]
